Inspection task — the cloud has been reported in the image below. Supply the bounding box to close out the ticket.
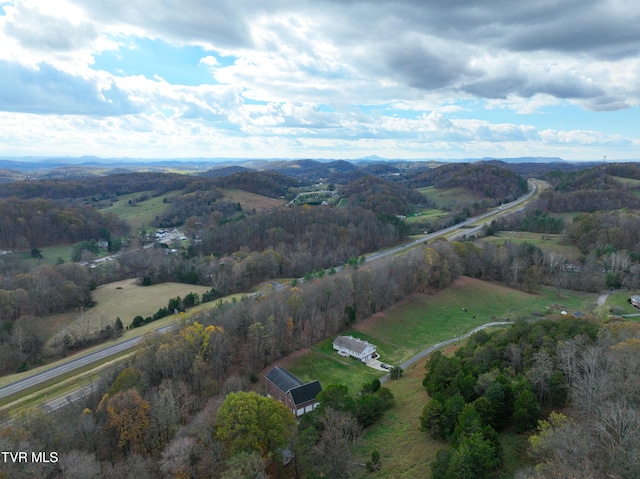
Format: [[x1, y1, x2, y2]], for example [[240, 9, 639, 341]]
[[0, 60, 139, 115], [0, 0, 638, 159], [3, 0, 97, 53]]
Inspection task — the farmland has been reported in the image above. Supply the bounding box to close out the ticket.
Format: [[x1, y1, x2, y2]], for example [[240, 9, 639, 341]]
[[274, 276, 598, 477]]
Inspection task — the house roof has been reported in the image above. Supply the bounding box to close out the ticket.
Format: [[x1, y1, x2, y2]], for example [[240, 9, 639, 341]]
[[266, 367, 304, 394], [333, 335, 375, 355], [290, 380, 323, 406]]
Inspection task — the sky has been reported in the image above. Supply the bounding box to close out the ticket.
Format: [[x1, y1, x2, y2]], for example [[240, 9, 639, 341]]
[[0, 0, 639, 161]]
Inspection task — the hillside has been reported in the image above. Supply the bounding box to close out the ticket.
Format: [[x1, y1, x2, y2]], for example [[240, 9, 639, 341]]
[[404, 163, 528, 203]]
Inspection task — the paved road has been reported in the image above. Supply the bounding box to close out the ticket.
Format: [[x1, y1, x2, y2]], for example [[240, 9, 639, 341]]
[[0, 180, 541, 406], [380, 321, 514, 383], [0, 324, 175, 401]]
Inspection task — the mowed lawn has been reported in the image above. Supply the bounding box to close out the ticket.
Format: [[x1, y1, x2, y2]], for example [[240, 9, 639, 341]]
[[278, 277, 597, 477]]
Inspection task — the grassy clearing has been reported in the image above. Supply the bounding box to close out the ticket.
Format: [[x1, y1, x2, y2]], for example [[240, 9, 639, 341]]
[[35, 278, 217, 350], [101, 190, 179, 232], [605, 290, 640, 319], [418, 186, 481, 209], [221, 189, 286, 212], [405, 208, 447, 224], [478, 232, 582, 261], [37, 244, 75, 263], [612, 176, 640, 187], [354, 354, 438, 478], [287, 278, 596, 389]]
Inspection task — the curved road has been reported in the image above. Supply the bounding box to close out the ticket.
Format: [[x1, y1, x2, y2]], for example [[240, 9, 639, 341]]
[[0, 180, 542, 405], [380, 321, 514, 383]]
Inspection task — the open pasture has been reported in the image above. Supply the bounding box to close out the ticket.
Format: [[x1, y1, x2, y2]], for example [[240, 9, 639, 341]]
[[36, 278, 214, 348], [417, 186, 482, 209], [220, 188, 286, 212], [478, 231, 582, 261], [285, 276, 596, 394], [101, 190, 179, 232]]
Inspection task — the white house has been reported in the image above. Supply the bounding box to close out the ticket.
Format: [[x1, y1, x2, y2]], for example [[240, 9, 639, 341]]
[[333, 335, 377, 362]]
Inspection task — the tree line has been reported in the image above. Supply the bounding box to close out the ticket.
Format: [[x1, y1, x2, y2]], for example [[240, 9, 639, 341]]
[[190, 205, 404, 277], [0, 172, 192, 200]]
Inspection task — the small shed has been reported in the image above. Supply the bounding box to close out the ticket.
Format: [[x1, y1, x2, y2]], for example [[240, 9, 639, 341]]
[[333, 335, 377, 362], [265, 367, 322, 417]]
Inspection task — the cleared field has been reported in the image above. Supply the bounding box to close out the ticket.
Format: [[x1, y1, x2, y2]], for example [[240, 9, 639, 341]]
[[101, 190, 179, 232], [287, 277, 595, 388], [37, 244, 75, 263], [417, 186, 482, 208], [36, 278, 215, 349], [478, 231, 582, 261], [605, 290, 640, 318], [220, 188, 286, 212], [612, 175, 640, 187], [405, 208, 447, 224]]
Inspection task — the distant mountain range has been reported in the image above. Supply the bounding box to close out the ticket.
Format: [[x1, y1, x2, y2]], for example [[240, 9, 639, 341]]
[[0, 155, 630, 176]]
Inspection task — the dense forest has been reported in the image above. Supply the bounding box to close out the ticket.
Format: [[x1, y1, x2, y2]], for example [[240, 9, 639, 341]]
[[422, 319, 640, 479], [0, 172, 192, 200], [191, 205, 404, 277], [404, 163, 528, 203], [340, 175, 429, 216], [0, 198, 129, 249]]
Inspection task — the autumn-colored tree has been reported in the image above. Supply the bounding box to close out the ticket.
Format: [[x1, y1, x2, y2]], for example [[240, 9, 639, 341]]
[[106, 389, 151, 455]]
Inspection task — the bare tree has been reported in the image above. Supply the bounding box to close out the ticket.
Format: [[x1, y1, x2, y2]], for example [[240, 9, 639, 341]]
[[59, 450, 101, 479], [312, 409, 362, 479]]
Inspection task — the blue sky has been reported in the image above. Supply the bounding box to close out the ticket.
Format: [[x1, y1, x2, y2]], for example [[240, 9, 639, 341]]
[[0, 0, 639, 161]]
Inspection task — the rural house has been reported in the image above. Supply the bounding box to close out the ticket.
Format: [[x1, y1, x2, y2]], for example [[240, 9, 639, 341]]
[[629, 295, 640, 308], [265, 367, 322, 417], [333, 335, 377, 362]]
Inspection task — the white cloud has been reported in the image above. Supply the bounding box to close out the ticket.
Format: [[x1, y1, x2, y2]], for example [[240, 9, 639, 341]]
[[0, 0, 638, 159]]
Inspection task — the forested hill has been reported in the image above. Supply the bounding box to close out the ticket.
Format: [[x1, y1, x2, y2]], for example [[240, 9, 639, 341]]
[[207, 170, 299, 198], [0, 198, 130, 248], [263, 159, 357, 183], [404, 163, 528, 202], [0, 172, 192, 200], [342, 175, 428, 215], [537, 162, 640, 212], [547, 162, 640, 191]]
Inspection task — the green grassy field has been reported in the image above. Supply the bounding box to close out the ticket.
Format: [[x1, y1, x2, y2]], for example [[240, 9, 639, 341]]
[[612, 175, 640, 187], [418, 186, 481, 209], [101, 190, 179, 232], [478, 232, 582, 261], [604, 290, 640, 318], [278, 277, 598, 477], [405, 208, 447, 224]]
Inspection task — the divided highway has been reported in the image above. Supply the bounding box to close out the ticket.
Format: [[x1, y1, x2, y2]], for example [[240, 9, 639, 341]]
[[0, 179, 543, 408]]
